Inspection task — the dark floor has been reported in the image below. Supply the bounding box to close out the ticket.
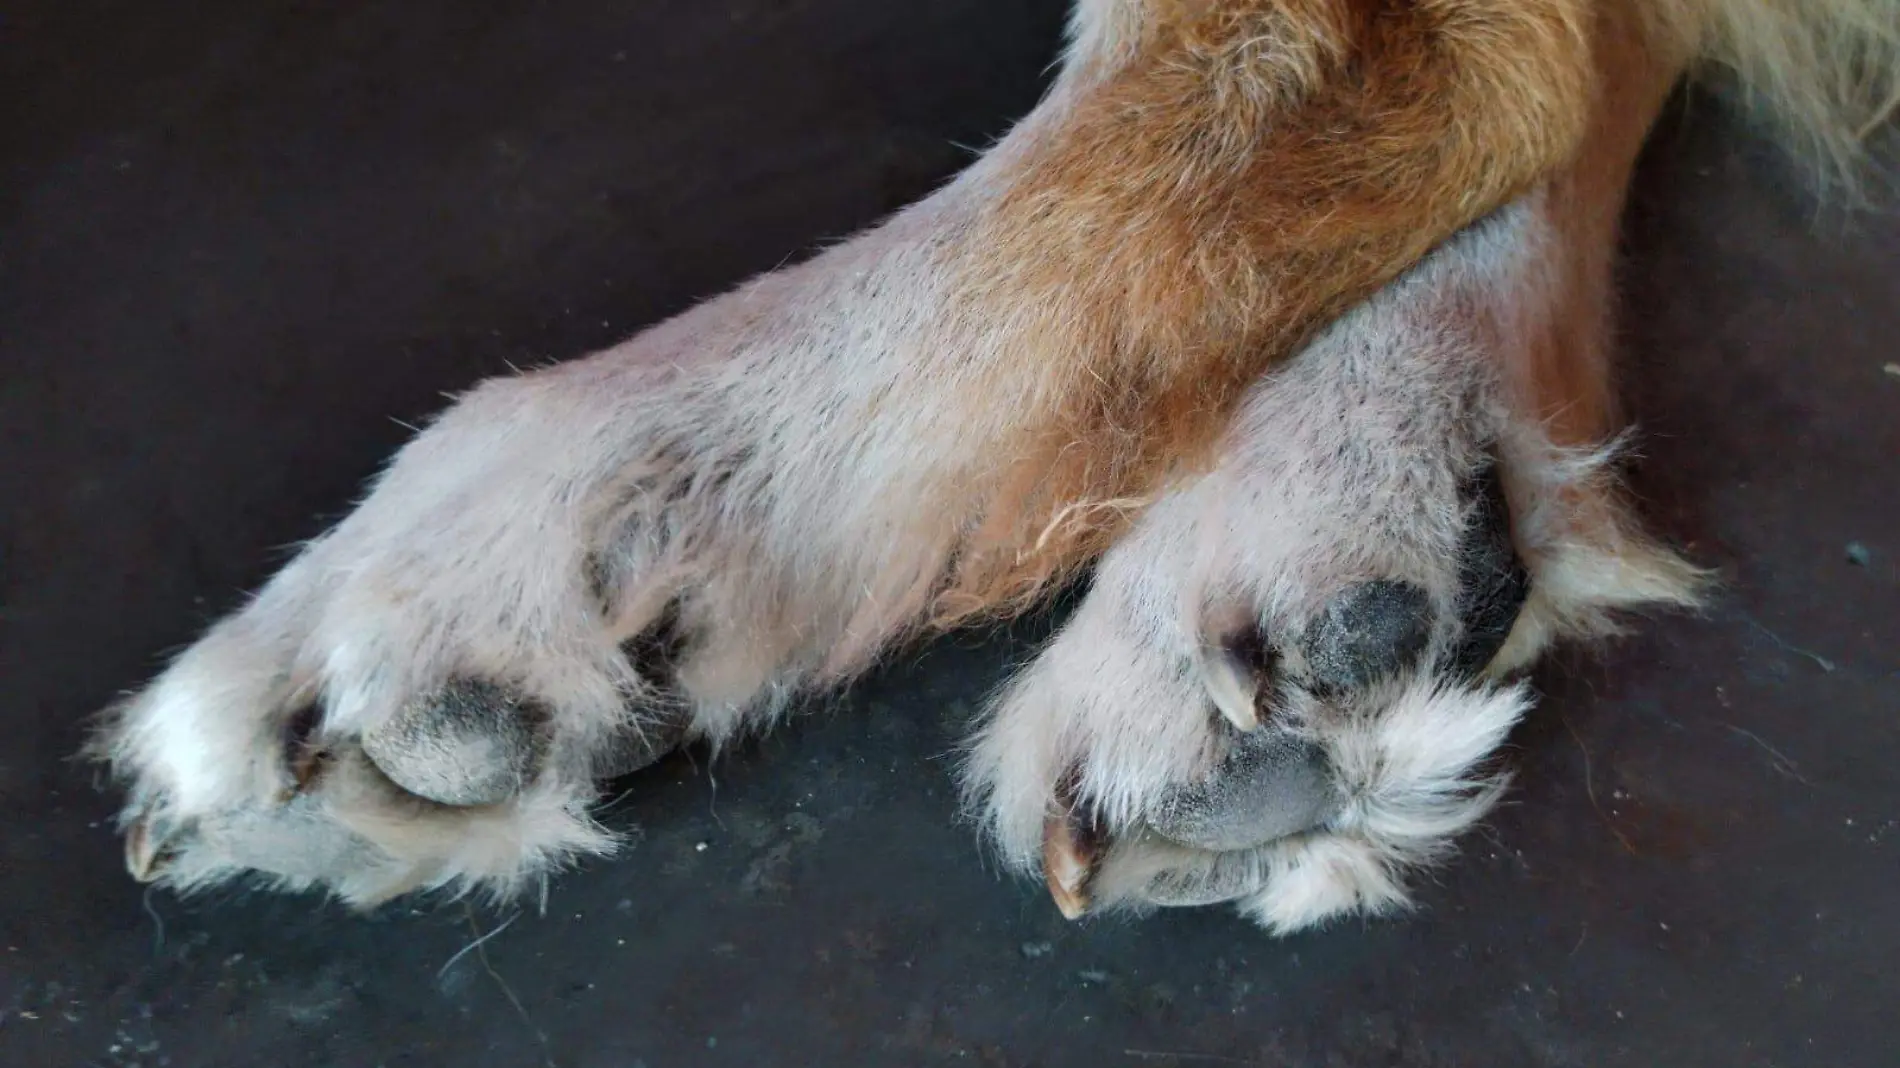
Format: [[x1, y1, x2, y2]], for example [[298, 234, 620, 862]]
[[4, 3, 1897, 1066]]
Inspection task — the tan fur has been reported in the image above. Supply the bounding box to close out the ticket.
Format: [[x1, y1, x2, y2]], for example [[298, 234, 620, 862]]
[[932, 0, 1900, 616], [940, 0, 1601, 612], [1504, 3, 1690, 446], [1486, 0, 1714, 660], [1652, 0, 1900, 200]]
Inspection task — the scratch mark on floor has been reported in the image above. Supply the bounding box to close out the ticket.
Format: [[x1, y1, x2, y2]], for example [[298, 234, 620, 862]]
[[443, 909, 555, 1068], [1563, 714, 1636, 855], [1719, 723, 1811, 784], [1744, 618, 1837, 674]]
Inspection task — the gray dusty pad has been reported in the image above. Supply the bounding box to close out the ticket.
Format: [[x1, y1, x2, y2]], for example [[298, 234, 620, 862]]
[[1300, 579, 1434, 693], [1448, 462, 1530, 676], [361, 681, 547, 806], [592, 703, 694, 779], [1140, 847, 1273, 908], [1148, 730, 1337, 852], [590, 605, 696, 778]]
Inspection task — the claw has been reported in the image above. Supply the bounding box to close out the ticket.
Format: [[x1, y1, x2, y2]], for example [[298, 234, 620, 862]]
[[1041, 777, 1106, 920], [125, 816, 183, 883], [1201, 627, 1278, 734], [1042, 813, 1098, 920], [1202, 650, 1260, 733], [282, 700, 330, 799]]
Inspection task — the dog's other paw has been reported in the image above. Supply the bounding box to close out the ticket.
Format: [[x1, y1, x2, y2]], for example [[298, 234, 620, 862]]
[[964, 194, 1705, 934]]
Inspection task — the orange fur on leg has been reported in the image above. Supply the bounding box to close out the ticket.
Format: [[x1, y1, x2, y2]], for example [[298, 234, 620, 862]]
[[928, 0, 1899, 621], [937, 0, 1605, 615], [1484, 3, 1716, 665]]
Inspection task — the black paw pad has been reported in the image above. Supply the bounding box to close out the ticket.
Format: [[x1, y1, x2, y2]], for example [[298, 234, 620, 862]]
[[1149, 731, 1336, 852], [619, 601, 691, 689], [1447, 462, 1530, 676], [593, 706, 693, 780], [1300, 580, 1434, 693], [595, 605, 696, 779], [361, 680, 547, 806]]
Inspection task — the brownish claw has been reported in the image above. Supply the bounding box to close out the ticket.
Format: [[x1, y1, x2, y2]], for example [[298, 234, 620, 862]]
[[1041, 775, 1106, 920], [124, 816, 176, 883]]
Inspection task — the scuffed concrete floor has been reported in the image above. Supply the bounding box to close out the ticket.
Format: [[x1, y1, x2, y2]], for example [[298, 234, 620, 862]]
[[3, 2, 1896, 1065]]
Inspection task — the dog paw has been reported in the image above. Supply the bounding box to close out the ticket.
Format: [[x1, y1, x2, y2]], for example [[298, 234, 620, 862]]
[[964, 198, 1703, 934], [93, 359, 839, 903]]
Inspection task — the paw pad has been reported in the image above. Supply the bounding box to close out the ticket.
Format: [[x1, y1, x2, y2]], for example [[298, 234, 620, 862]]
[[361, 681, 546, 806], [1300, 579, 1434, 693], [1448, 463, 1529, 675], [1149, 731, 1335, 852]]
